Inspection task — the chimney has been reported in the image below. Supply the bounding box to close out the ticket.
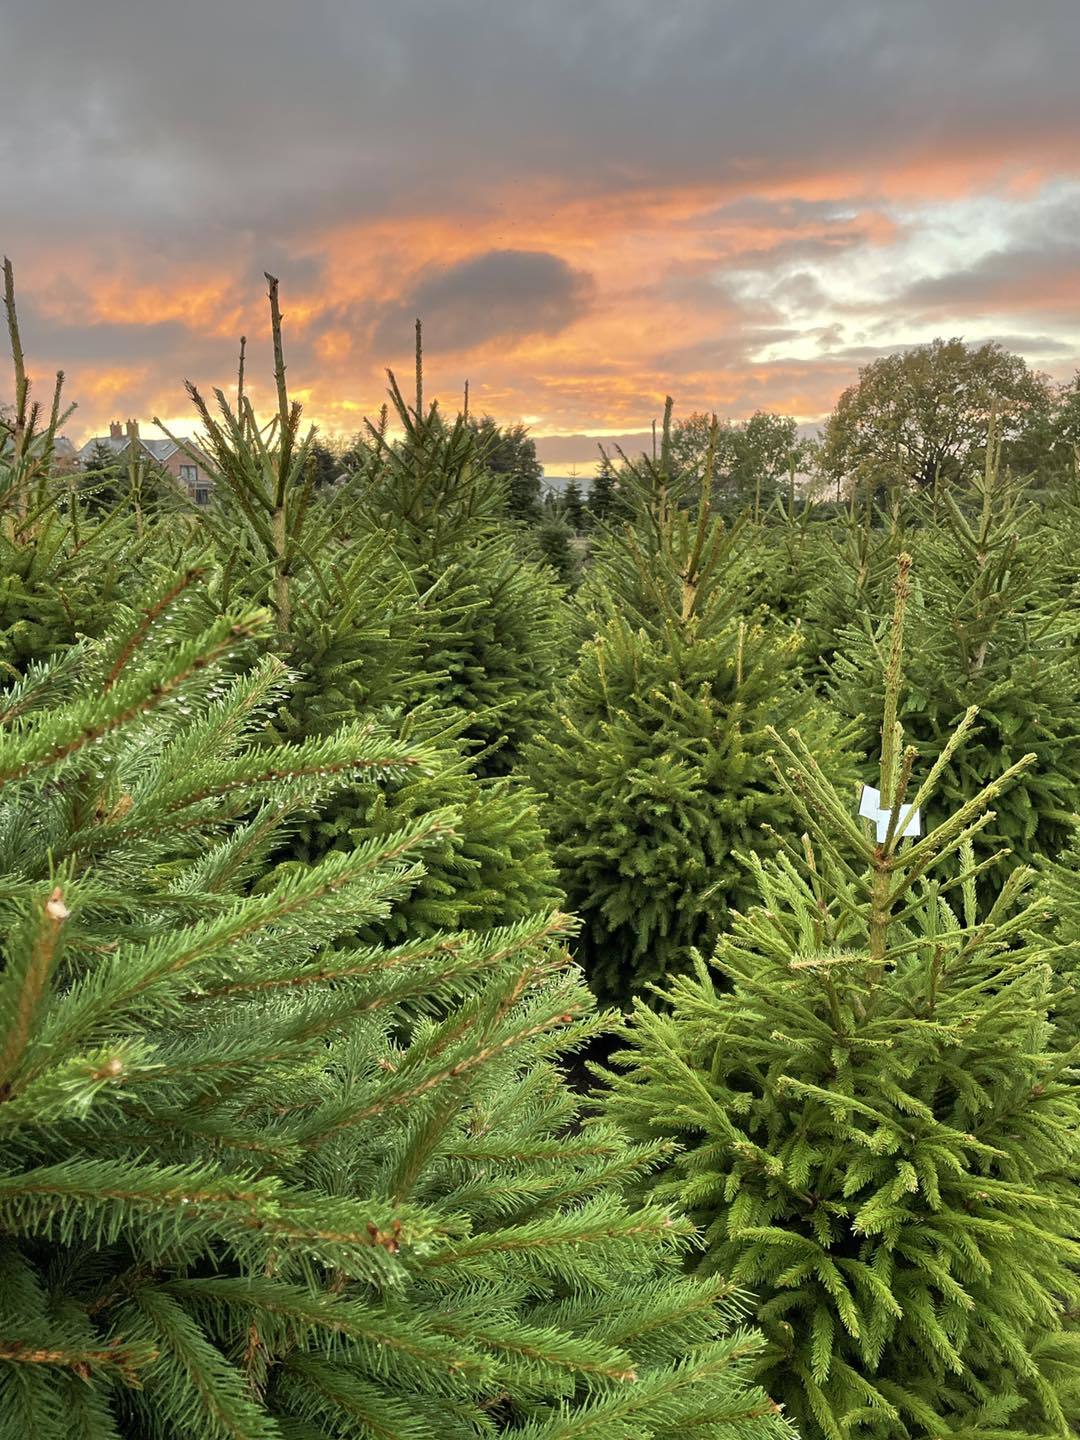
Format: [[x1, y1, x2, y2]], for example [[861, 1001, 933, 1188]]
[[126, 418, 140, 443], [109, 421, 123, 439]]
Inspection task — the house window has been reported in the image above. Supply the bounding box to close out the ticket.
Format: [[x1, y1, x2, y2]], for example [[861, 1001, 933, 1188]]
[[179, 464, 198, 484], [194, 486, 210, 506]]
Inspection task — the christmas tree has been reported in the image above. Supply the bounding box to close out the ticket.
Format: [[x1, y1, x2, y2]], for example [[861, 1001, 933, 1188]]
[[530, 411, 853, 1004], [587, 455, 629, 527], [351, 329, 568, 772], [0, 260, 152, 670], [533, 495, 579, 588], [604, 555, 1080, 1439], [562, 477, 587, 534], [0, 583, 791, 1440], [158, 281, 561, 937], [828, 426, 1080, 892], [746, 482, 907, 693]]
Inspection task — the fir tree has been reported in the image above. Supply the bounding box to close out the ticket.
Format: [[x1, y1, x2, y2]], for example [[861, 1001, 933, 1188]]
[[1, 257, 73, 517], [306, 440, 341, 488], [587, 456, 622, 525], [749, 483, 908, 692], [468, 413, 543, 524], [354, 334, 567, 771], [563, 478, 587, 534], [159, 281, 561, 933], [0, 263, 149, 670], [604, 555, 1080, 1439], [0, 589, 790, 1440], [828, 428, 1080, 892], [533, 497, 578, 588], [530, 413, 853, 1004]]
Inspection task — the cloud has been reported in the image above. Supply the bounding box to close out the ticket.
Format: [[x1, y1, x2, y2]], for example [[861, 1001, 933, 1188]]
[[3, 0, 1080, 442], [4, 0, 1080, 246], [369, 249, 593, 355]]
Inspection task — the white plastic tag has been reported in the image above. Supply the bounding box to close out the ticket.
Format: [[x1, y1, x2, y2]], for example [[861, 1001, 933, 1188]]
[[859, 784, 922, 843]]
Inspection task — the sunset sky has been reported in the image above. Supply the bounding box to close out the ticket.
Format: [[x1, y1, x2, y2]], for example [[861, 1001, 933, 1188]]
[[4, 0, 1080, 473]]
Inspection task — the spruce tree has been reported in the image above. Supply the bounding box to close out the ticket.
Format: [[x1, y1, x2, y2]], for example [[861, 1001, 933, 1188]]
[[533, 497, 578, 588], [749, 484, 907, 692], [158, 282, 561, 936], [354, 337, 567, 772], [604, 555, 1080, 1439], [587, 456, 623, 526], [562, 478, 586, 534], [467, 413, 543, 525], [530, 413, 853, 1004], [0, 261, 150, 670], [0, 588, 790, 1440], [828, 430, 1080, 891]]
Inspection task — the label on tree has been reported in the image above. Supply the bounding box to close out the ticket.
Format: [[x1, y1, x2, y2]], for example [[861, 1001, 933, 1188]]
[[859, 784, 922, 843]]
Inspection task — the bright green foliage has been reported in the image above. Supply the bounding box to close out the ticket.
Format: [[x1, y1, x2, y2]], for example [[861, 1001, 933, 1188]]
[[829, 444, 1080, 892], [0, 497, 142, 670], [531, 417, 853, 1003], [0, 596, 790, 1440], [1045, 822, 1080, 1033], [0, 264, 150, 670], [161, 286, 561, 934], [355, 359, 568, 771], [604, 558, 1080, 1439], [533, 499, 579, 588], [289, 705, 561, 939], [748, 495, 908, 691]]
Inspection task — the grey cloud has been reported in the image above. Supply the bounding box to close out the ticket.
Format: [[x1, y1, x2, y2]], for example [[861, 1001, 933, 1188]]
[[5, 0, 1080, 438], [534, 432, 651, 465], [887, 188, 1080, 321], [899, 247, 1080, 315], [3, 0, 1080, 245], [16, 304, 216, 371], [370, 250, 593, 355], [980, 334, 1078, 358]]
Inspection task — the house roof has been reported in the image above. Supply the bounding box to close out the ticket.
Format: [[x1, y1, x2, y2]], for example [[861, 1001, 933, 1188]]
[[76, 435, 204, 463]]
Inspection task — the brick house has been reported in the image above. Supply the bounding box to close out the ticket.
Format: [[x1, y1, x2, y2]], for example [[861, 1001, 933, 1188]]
[[76, 420, 213, 504]]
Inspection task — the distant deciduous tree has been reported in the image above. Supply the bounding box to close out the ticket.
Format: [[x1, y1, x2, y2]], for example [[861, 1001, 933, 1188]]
[[817, 338, 1054, 497], [670, 411, 810, 514]]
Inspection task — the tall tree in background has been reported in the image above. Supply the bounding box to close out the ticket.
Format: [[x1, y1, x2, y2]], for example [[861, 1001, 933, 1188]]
[[359, 370, 566, 771], [588, 454, 621, 524], [307, 438, 340, 487], [468, 414, 543, 523], [817, 339, 1053, 498], [671, 411, 810, 515], [563, 475, 587, 532], [533, 494, 578, 587]]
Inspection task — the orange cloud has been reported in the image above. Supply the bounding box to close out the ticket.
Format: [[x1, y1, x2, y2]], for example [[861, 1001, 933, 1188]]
[[9, 147, 1080, 456]]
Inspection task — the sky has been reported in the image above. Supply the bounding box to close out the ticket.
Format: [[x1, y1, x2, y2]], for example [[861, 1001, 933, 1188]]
[[3, 0, 1080, 473]]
